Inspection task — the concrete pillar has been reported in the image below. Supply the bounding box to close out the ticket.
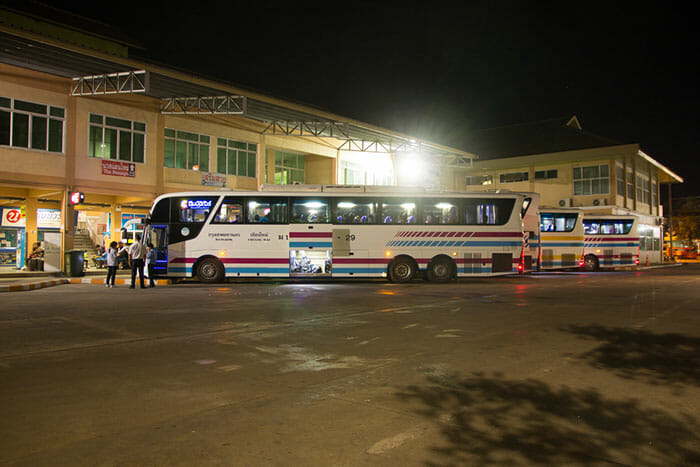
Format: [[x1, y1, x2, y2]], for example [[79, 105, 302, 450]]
[[258, 136, 268, 187], [110, 204, 121, 246], [331, 151, 338, 184], [24, 196, 38, 257], [266, 146, 276, 185], [155, 113, 165, 195]]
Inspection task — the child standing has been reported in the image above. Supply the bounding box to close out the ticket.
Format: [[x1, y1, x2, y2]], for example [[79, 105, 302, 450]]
[[105, 241, 118, 288], [146, 242, 157, 288]]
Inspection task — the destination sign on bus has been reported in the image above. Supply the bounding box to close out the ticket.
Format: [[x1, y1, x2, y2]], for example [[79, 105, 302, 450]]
[[180, 199, 213, 210]]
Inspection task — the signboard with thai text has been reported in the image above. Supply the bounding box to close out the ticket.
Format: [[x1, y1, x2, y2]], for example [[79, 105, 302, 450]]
[[201, 172, 226, 187], [102, 160, 136, 177]]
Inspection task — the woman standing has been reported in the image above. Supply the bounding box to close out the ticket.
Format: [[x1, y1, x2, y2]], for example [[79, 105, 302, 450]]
[[105, 241, 118, 288]]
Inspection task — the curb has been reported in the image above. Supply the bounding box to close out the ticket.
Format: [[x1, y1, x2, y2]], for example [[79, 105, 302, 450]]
[[0, 279, 70, 293], [68, 277, 172, 286]]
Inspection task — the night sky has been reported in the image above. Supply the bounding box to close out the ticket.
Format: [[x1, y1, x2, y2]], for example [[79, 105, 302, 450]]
[[30, 2, 700, 196]]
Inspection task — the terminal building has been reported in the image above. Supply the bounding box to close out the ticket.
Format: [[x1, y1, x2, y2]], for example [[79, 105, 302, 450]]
[[0, 6, 473, 270], [0, 6, 683, 270], [458, 117, 683, 264]]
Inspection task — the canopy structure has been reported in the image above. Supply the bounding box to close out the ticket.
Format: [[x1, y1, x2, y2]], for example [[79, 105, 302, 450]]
[[0, 29, 474, 169]]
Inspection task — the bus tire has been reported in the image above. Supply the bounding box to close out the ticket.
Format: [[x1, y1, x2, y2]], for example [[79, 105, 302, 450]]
[[583, 254, 599, 272], [388, 256, 416, 283], [426, 256, 456, 283], [196, 257, 224, 283]]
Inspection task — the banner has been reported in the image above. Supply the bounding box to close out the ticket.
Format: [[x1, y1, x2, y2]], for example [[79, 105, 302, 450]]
[[1, 208, 62, 228], [43, 232, 61, 272], [102, 160, 136, 177]]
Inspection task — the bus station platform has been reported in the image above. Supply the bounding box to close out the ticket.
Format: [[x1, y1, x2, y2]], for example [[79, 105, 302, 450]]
[[0, 269, 172, 293]]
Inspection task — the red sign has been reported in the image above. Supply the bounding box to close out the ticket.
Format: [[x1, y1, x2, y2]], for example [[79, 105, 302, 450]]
[[5, 209, 20, 224], [102, 160, 135, 177]]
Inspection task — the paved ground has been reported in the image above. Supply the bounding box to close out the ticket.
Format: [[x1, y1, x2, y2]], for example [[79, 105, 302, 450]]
[[1, 266, 699, 466]]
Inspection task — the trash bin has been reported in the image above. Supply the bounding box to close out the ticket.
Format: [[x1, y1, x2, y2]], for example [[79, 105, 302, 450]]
[[65, 249, 85, 277]]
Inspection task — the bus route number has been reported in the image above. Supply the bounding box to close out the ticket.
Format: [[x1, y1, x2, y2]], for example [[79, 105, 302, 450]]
[[345, 234, 356, 241]]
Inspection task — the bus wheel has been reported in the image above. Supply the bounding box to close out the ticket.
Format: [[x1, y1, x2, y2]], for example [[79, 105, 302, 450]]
[[197, 257, 224, 283], [583, 254, 599, 272], [389, 256, 416, 283], [426, 256, 456, 283]]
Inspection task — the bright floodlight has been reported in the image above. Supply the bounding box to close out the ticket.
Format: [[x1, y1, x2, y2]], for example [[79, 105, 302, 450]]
[[398, 153, 425, 185]]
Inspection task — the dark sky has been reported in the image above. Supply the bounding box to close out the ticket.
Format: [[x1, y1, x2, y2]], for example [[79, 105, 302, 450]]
[[44, 2, 700, 196]]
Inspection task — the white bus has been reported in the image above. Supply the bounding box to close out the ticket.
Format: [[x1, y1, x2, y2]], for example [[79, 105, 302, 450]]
[[538, 208, 585, 270], [582, 215, 640, 271], [143, 186, 531, 283]]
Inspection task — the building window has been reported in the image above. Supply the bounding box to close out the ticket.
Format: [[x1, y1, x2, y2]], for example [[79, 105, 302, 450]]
[[534, 169, 558, 180], [573, 164, 609, 196], [499, 171, 529, 183], [275, 151, 305, 184], [652, 181, 658, 207], [0, 96, 64, 153], [466, 175, 493, 186], [88, 113, 145, 163], [636, 175, 651, 204], [626, 168, 634, 199], [616, 165, 625, 196], [164, 129, 209, 171], [216, 138, 256, 177]]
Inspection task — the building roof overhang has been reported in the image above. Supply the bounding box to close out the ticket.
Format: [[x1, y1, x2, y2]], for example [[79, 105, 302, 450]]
[[0, 26, 474, 168]]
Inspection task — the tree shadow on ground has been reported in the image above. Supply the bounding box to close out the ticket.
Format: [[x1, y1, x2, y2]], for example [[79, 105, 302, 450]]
[[396, 372, 700, 466], [562, 325, 700, 386]]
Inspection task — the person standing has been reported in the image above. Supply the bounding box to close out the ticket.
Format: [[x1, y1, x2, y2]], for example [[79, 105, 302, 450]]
[[145, 242, 157, 288], [105, 241, 118, 288], [128, 234, 147, 289]]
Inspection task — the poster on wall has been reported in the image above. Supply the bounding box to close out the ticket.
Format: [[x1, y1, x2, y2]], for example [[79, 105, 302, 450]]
[[43, 232, 61, 273]]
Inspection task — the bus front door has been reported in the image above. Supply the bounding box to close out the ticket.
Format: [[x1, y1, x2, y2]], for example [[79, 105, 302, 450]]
[[145, 224, 169, 276]]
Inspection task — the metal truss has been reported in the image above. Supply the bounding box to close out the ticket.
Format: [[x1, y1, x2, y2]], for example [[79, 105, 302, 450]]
[[339, 139, 421, 153], [262, 121, 351, 139], [71, 70, 148, 95], [160, 96, 246, 114]]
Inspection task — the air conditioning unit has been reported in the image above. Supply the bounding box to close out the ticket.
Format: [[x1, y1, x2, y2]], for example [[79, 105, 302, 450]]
[[592, 198, 608, 206], [558, 198, 572, 207]]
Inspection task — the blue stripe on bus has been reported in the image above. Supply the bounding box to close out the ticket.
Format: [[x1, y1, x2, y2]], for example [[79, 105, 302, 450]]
[[333, 267, 386, 274], [289, 242, 333, 248]]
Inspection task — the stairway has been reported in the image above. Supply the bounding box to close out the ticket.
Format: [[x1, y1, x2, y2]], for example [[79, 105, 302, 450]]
[[73, 230, 96, 254]]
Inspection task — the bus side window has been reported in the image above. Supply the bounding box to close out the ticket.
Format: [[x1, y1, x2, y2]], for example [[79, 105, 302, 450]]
[[212, 198, 242, 224], [290, 199, 329, 223], [245, 198, 288, 224]]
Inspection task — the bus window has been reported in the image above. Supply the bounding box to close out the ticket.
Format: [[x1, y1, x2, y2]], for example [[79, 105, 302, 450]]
[[212, 197, 242, 224], [381, 200, 417, 224], [583, 220, 633, 235], [291, 199, 329, 223], [541, 213, 578, 232], [464, 198, 515, 225], [151, 198, 170, 222], [172, 197, 217, 223], [246, 198, 288, 223], [423, 200, 459, 224], [333, 199, 376, 224]]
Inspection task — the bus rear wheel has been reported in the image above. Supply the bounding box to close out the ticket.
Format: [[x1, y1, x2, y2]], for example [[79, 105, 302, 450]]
[[388, 256, 416, 283], [426, 256, 456, 283], [583, 254, 599, 272], [197, 257, 224, 283]]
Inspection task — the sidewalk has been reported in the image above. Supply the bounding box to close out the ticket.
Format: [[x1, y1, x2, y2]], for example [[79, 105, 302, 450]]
[[0, 269, 172, 293]]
